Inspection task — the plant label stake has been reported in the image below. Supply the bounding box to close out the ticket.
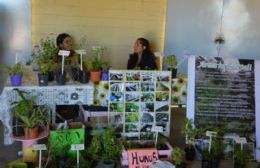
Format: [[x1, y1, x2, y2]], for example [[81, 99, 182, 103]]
[[76, 50, 86, 71], [235, 137, 247, 150], [206, 131, 217, 153], [33, 144, 47, 168], [58, 50, 70, 74], [152, 126, 163, 147], [71, 144, 85, 167]]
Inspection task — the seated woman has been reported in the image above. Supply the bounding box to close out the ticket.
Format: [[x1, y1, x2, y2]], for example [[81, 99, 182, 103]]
[[55, 33, 78, 64], [127, 37, 157, 70]]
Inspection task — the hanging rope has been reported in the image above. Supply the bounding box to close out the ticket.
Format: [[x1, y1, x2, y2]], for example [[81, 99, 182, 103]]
[[215, 0, 225, 57]]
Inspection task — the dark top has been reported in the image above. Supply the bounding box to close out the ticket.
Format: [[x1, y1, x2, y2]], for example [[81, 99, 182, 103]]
[[127, 53, 157, 70]]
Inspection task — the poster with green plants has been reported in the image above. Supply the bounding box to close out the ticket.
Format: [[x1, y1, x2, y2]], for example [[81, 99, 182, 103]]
[[108, 70, 171, 140], [50, 128, 85, 157]]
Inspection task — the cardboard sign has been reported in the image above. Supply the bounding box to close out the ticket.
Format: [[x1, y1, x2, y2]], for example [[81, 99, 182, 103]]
[[127, 149, 158, 168]]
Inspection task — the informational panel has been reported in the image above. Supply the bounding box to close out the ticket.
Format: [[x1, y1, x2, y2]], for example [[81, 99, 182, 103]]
[[187, 55, 258, 158], [108, 70, 171, 140], [195, 56, 255, 138]]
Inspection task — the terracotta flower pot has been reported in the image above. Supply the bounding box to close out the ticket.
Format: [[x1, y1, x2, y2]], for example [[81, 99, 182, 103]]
[[90, 71, 101, 83], [24, 127, 39, 139]]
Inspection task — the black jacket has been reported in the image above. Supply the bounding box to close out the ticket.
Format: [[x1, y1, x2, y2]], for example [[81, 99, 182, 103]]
[[127, 53, 157, 70]]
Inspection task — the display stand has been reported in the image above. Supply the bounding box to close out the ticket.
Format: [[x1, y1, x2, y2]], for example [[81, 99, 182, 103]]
[[12, 129, 49, 163]]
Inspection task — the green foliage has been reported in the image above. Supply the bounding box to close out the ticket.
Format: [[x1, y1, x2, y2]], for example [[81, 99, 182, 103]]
[[37, 37, 58, 74], [91, 46, 105, 71], [87, 128, 122, 162], [82, 58, 91, 71], [11, 89, 49, 128], [1, 62, 24, 75], [181, 118, 196, 146], [166, 55, 177, 69], [172, 147, 184, 165], [234, 144, 251, 165]]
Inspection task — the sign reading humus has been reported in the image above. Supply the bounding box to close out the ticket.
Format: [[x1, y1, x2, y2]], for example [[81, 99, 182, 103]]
[[194, 56, 255, 138], [127, 149, 158, 168]]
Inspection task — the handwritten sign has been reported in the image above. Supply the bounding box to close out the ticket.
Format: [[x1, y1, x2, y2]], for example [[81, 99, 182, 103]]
[[127, 149, 158, 168], [235, 137, 247, 144], [58, 50, 70, 56], [206, 131, 217, 137], [151, 126, 163, 133]]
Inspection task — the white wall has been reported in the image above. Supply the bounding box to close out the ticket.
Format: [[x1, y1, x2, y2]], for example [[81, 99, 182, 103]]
[[165, 0, 260, 74], [0, 0, 31, 92]]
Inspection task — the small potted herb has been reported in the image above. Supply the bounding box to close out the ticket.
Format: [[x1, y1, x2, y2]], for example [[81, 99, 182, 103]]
[[2, 62, 24, 86], [172, 147, 186, 168], [181, 118, 196, 160], [90, 46, 105, 83]]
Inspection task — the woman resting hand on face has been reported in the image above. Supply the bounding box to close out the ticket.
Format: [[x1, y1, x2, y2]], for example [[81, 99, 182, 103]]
[[127, 37, 157, 70]]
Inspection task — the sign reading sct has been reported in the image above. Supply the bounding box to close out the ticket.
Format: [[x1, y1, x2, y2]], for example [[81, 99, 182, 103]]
[[127, 149, 158, 168]]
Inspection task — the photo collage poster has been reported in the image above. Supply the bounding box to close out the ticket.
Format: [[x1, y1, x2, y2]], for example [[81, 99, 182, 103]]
[[194, 56, 255, 143], [108, 70, 171, 140]]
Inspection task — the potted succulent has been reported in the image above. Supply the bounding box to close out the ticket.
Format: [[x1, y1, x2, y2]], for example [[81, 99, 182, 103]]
[[166, 55, 177, 78], [12, 89, 49, 138], [181, 118, 196, 160], [90, 46, 105, 83], [172, 147, 186, 168], [2, 62, 24, 86]]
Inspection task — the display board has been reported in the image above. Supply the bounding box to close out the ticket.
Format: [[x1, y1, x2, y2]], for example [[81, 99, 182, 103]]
[[195, 56, 255, 137], [108, 70, 171, 140], [187, 56, 260, 159]]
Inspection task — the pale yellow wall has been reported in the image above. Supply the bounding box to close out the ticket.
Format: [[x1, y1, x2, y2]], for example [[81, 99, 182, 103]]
[[32, 0, 167, 69]]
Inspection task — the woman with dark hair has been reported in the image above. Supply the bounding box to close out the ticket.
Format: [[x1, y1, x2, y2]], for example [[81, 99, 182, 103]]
[[55, 33, 78, 63], [127, 37, 157, 70]]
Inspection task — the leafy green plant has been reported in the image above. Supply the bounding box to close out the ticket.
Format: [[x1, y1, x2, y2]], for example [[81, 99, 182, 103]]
[[172, 147, 185, 166], [37, 37, 58, 74], [1, 62, 24, 75], [166, 55, 177, 69], [11, 89, 49, 129], [234, 144, 251, 166], [87, 128, 122, 162], [91, 46, 105, 71], [181, 118, 196, 146]]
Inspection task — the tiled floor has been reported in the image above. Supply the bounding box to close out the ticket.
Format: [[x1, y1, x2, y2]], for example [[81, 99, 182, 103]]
[[0, 123, 21, 167]]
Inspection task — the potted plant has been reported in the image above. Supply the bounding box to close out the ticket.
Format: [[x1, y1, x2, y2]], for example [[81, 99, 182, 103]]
[[87, 128, 122, 168], [166, 55, 177, 78], [2, 62, 24, 86], [101, 61, 110, 81], [181, 118, 196, 160], [71, 61, 80, 81], [12, 89, 49, 138], [234, 144, 250, 168], [37, 57, 55, 86], [90, 46, 105, 83], [37, 37, 58, 82], [79, 58, 91, 83], [172, 147, 186, 168]]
